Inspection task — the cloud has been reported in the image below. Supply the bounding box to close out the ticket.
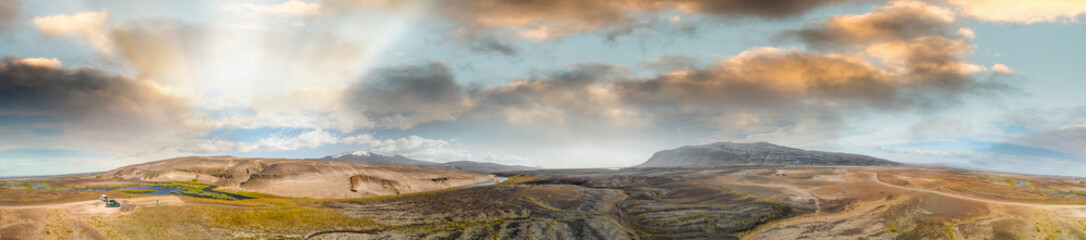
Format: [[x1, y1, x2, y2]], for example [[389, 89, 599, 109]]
[[237, 129, 339, 153], [641, 54, 703, 72], [863, 36, 984, 79], [221, 130, 531, 164], [0, 58, 199, 154], [783, 0, 956, 50], [990, 63, 1013, 74], [106, 19, 369, 116], [32, 11, 112, 52], [222, 0, 322, 16], [615, 46, 987, 137], [875, 139, 1086, 177], [957, 27, 975, 39], [108, 20, 209, 83], [345, 134, 532, 164], [453, 0, 1004, 141], [468, 34, 518, 56], [470, 63, 644, 129], [997, 106, 1086, 161], [212, 107, 367, 133], [430, 0, 859, 53], [179, 140, 237, 154], [12, 58, 60, 68], [0, 0, 19, 33], [345, 61, 473, 129], [1006, 106, 1086, 128], [947, 0, 1086, 23]]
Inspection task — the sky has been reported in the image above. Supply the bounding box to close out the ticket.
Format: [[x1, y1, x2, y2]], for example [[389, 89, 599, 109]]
[[1, 0, 1085, 177]]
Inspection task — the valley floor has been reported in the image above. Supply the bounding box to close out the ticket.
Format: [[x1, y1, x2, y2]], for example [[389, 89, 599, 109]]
[[4, 166, 1086, 239]]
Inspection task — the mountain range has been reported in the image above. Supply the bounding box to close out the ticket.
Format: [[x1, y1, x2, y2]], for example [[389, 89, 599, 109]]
[[321, 151, 540, 173]]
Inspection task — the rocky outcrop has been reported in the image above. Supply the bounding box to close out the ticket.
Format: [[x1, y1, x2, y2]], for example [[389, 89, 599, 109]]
[[319, 170, 788, 239], [637, 142, 901, 168]]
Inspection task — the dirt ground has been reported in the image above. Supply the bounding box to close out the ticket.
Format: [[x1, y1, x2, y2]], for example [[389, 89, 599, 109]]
[[5, 166, 1086, 239]]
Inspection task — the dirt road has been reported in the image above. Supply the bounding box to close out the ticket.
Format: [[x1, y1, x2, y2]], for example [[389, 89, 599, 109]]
[[0, 195, 278, 216], [0, 196, 184, 215], [872, 173, 1086, 218]]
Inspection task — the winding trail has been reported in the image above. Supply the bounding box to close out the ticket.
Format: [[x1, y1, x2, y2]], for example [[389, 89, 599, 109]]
[[0, 223, 29, 230], [0, 196, 278, 216], [872, 173, 1086, 218]]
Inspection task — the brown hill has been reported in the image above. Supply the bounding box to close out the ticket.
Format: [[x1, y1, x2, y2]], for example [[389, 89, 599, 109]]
[[97, 156, 496, 199]]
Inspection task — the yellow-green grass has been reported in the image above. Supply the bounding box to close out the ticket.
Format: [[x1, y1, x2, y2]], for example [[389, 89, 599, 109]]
[[179, 195, 282, 207], [216, 189, 294, 200], [496, 175, 538, 185], [106, 200, 381, 239]]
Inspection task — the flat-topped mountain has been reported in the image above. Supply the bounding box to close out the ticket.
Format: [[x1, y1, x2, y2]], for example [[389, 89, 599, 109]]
[[98, 156, 495, 199], [636, 142, 901, 168], [324, 151, 539, 173]]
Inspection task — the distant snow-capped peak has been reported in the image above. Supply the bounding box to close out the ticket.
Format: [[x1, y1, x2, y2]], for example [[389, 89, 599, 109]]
[[330, 150, 393, 159]]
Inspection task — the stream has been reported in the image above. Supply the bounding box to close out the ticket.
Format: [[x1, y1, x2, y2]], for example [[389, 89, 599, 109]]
[[26, 185, 252, 200]]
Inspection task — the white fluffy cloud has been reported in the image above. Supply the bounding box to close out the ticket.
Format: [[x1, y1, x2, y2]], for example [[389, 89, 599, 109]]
[[990, 64, 1013, 74], [352, 135, 532, 164], [32, 11, 112, 52], [236, 129, 340, 153], [222, 0, 321, 16]]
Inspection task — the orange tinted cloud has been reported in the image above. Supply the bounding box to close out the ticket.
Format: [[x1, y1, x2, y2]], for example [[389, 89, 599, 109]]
[[430, 0, 858, 54], [785, 0, 956, 49], [948, 0, 1086, 23]]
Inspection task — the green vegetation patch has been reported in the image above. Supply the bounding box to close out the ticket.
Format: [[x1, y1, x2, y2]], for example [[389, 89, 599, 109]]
[[155, 180, 235, 200], [216, 190, 290, 199]]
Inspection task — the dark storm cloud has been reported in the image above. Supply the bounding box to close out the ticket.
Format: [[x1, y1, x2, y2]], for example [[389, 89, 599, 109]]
[[0, 58, 193, 151], [0, 0, 18, 33], [346, 61, 472, 129]]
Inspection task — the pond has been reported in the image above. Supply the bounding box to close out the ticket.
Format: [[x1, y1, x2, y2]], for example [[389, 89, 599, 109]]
[[989, 177, 1086, 198]]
